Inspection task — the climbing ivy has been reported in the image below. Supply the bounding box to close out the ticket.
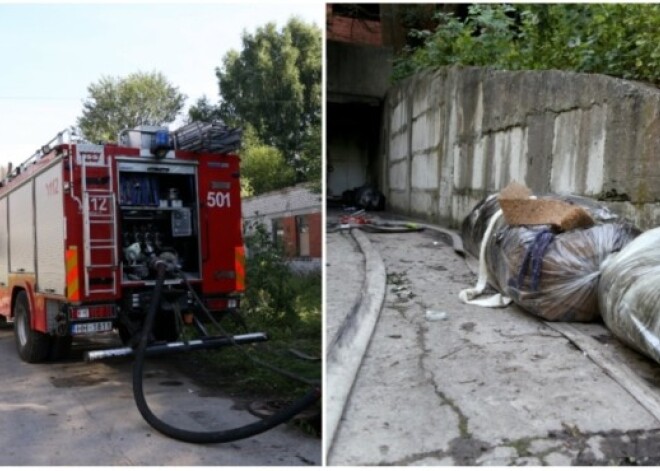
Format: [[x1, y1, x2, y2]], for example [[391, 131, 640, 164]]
[[393, 4, 660, 86]]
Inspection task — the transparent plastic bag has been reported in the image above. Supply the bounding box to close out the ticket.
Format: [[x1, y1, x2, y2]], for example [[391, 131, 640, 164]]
[[461, 193, 640, 321], [599, 227, 660, 363]]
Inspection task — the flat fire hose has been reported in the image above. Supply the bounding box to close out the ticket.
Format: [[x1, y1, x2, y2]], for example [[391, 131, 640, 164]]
[[132, 260, 320, 444], [458, 209, 513, 308]]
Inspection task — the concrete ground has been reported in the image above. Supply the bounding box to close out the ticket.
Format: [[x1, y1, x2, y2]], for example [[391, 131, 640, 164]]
[[325, 228, 364, 348], [0, 327, 320, 466], [326, 213, 660, 466]]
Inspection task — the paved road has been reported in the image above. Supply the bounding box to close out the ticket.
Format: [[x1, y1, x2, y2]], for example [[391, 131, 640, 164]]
[[328, 226, 660, 466], [0, 325, 320, 466]]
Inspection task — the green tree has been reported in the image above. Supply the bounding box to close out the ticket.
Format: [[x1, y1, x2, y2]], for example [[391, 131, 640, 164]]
[[298, 123, 321, 192], [78, 71, 186, 143], [241, 143, 296, 195], [187, 95, 223, 123], [216, 18, 321, 173]]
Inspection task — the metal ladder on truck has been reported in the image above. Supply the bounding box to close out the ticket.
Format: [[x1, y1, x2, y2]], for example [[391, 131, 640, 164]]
[[81, 146, 118, 297]]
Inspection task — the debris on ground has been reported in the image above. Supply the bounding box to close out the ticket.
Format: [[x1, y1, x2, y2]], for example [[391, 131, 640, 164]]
[[332, 210, 425, 234], [460, 183, 640, 321], [342, 184, 386, 211], [425, 310, 448, 321]]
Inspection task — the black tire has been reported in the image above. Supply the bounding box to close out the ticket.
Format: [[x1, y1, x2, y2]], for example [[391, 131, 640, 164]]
[[14, 291, 51, 363], [50, 335, 73, 361]]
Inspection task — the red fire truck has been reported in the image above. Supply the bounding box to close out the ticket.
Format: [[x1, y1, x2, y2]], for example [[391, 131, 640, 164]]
[[0, 126, 246, 363]]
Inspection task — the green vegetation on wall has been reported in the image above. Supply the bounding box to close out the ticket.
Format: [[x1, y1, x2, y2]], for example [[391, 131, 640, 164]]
[[393, 4, 660, 85]]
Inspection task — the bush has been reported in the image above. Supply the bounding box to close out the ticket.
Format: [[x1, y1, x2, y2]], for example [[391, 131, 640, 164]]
[[393, 4, 660, 86], [181, 222, 320, 399], [242, 222, 321, 339]]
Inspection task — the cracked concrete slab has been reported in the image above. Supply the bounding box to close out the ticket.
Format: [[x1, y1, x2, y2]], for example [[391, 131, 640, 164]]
[[329, 298, 460, 465], [476, 446, 518, 465], [327, 224, 660, 465]]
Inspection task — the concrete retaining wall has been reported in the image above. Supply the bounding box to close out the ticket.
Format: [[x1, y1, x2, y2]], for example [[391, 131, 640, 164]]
[[381, 66, 660, 229]]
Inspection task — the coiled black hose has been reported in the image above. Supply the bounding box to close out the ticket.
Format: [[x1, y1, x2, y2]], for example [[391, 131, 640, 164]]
[[132, 261, 321, 444]]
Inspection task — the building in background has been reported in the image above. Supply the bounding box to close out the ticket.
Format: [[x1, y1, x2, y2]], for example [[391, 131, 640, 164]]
[[242, 184, 322, 271], [326, 4, 462, 205], [326, 4, 391, 203]]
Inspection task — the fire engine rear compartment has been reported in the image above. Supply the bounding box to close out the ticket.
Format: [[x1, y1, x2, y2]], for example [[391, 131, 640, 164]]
[[117, 159, 201, 284]]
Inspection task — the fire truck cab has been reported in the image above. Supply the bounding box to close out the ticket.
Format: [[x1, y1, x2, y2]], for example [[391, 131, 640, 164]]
[[0, 126, 245, 363]]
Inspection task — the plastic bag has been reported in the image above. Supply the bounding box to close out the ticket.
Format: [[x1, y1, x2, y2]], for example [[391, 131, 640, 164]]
[[461, 193, 640, 321], [599, 227, 660, 363]]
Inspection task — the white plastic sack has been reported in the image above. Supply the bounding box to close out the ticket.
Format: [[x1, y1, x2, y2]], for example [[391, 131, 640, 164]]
[[461, 193, 639, 321], [599, 227, 660, 363]]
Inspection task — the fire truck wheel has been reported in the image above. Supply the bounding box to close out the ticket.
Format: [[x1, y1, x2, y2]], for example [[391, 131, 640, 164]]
[[14, 291, 51, 363]]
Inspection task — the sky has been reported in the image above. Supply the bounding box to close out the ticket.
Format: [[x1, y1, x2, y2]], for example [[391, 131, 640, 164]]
[[0, 2, 324, 168]]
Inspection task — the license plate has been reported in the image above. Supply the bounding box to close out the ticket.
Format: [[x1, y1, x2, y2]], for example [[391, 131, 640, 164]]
[[71, 321, 113, 335]]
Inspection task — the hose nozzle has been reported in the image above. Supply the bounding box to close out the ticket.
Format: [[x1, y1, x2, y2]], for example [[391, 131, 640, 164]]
[[148, 252, 179, 275]]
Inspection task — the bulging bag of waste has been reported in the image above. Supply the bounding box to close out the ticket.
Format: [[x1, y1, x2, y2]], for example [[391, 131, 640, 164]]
[[461, 191, 640, 322], [599, 227, 660, 363]]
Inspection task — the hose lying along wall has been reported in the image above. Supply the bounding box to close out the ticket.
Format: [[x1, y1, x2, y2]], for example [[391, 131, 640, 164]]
[[599, 227, 660, 364], [460, 193, 640, 322], [133, 260, 320, 444]]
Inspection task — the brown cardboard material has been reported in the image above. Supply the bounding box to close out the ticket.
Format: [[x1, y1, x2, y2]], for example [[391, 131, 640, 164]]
[[498, 181, 594, 231]]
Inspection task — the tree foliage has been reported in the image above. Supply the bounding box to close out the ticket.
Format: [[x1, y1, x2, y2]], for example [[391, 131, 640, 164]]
[[393, 4, 660, 86], [240, 141, 296, 195], [187, 95, 223, 123], [299, 123, 321, 192], [78, 71, 186, 143], [216, 18, 321, 171]]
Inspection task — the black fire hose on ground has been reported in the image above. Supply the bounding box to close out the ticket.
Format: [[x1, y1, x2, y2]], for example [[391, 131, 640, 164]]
[[132, 260, 321, 444]]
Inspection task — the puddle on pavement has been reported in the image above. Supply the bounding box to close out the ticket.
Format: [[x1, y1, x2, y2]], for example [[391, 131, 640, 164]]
[[50, 374, 109, 388], [159, 380, 184, 387]]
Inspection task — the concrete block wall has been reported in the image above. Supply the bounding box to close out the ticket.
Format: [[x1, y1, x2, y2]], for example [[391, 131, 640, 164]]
[[381, 66, 660, 229]]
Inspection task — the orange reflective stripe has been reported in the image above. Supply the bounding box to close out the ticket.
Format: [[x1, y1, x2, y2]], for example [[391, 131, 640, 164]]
[[235, 246, 245, 291], [66, 247, 80, 301]]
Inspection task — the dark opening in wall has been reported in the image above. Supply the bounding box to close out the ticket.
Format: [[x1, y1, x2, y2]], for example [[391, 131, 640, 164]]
[[331, 4, 381, 21]]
